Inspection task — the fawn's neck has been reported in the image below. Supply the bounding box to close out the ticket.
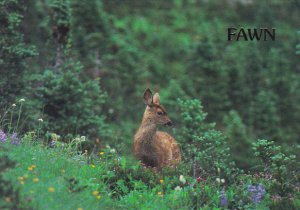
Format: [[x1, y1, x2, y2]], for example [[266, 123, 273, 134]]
[[137, 116, 157, 144]]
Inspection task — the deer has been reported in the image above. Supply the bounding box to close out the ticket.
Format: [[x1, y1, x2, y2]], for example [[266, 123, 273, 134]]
[[134, 88, 181, 169]]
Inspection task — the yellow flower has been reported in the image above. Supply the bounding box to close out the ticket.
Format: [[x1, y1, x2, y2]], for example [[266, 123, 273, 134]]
[[20, 181, 25, 185], [99, 152, 104, 155], [78, 208, 83, 210], [33, 178, 39, 183], [31, 164, 36, 168], [96, 195, 101, 200], [18, 176, 24, 181], [157, 192, 163, 196], [48, 187, 55, 192], [92, 191, 99, 196], [159, 179, 164, 184], [91, 164, 95, 168], [28, 167, 33, 171]]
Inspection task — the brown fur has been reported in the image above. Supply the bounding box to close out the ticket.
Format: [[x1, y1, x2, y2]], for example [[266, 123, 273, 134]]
[[134, 89, 181, 169]]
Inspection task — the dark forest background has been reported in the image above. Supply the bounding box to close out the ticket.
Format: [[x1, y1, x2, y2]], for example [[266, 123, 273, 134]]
[[1, 0, 300, 170]]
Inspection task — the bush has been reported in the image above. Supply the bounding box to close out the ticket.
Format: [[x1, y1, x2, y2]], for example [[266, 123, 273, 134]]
[[253, 139, 299, 209], [28, 61, 109, 140], [176, 98, 237, 180]]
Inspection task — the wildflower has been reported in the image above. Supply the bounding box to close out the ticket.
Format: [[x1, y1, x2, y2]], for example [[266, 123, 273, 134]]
[[174, 186, 182, 191], [49, 140, 56, 148], [20, 181, 25, 185], [48, 187, 55, 192], [33, 178, 39, 183], [196, 177, 206, 182], [0, 130, 7, 142], [10, 133, 20, 145], [78, 208, 83, 210], [28, 166, 33, 171], [92, 191, 99, 196], [179, 175, 186, 184], [247, 183, 266, 204], [91, 164, 95, 168], [80, 136, 86, 142], [99, 152, 104, 155], [110, 149, 116, 153], [216, 178, 221, 183], [12, 104, 16, 107], [221, 179, 225, 183], [96, 195, 101, 200], [159, 179, 164, 184], [220, 189, 228, 207], [19, 98, 25, 102], [157, 192, 163, 196], [18, 177, 24, 181], [38, 118, 43, 122]]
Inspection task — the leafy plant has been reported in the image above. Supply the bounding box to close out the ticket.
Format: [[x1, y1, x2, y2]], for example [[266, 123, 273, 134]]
[[176, 98, 237, 180]]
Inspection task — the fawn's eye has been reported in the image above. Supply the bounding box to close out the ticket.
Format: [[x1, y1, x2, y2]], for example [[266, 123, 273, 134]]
[[157, 111, 163, 116]]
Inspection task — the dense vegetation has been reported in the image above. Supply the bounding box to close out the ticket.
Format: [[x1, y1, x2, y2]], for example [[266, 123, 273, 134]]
[[0, 0, 299, 209]]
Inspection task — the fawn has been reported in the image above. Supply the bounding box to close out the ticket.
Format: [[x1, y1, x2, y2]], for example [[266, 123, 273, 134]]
[[134, 88, 181, 169]]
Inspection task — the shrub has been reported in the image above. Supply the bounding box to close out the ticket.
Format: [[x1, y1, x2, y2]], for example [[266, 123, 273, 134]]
[[253, 139, 298, 209], [28, 61, 109, 140], [0, 0, 37, 112], [176, 98, 237, 180]]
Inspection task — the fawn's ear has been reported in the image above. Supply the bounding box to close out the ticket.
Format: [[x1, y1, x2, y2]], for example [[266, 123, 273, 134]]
[[153, 93, 160, 105], [143, 88, 153, 106]]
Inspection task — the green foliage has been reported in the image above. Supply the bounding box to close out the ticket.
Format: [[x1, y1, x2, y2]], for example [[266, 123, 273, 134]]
[[176, 98, 236, 179], [0, 146, 32, 209], [0, 0, 37, 111], [29, 61, 108, 139], [253, 139, 299, 209], [223, 110, 257, 169], [253, 139, 297, 184]]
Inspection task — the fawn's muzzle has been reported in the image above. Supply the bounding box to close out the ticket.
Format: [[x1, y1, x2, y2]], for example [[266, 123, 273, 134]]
[[165, 121, 173, 126]]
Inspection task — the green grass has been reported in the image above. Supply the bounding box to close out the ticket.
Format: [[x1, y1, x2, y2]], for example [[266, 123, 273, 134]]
[[1, 139, 299, 210], [0, 141, 194, 210]]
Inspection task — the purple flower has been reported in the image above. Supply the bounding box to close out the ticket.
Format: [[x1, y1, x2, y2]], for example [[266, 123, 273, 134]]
[[49, 140, 56, 148], [247, 183, 266, 204], [0, 129, 7, 142], [10, 133, 20, 145], [220, 188, 228, 207]]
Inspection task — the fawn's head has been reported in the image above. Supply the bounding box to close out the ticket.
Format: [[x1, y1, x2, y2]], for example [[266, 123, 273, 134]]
[[142, 88, 173, 126]]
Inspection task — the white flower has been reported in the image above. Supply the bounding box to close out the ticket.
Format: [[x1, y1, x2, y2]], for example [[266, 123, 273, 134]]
[[179, 175, 186, 184], [19, 98, 25, 102], [221, 179, 225, 183], [174, 186, 182, 191], [216, 178, 221, 183], [38, 118, 43, 122], [110, 149, 116, 153], [12, 104, 16, 107], [80, 136, 86, 142]]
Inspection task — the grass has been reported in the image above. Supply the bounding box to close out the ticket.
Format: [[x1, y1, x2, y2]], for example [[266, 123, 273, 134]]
[[1, 136, 299, 210], [0, 140, 195, 210]]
